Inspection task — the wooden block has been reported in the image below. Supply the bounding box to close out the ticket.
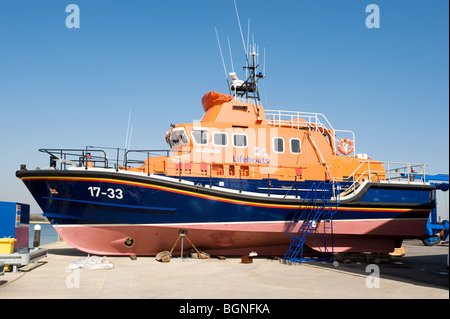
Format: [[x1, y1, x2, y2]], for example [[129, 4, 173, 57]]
[[389, 247, 406, 257], [161, 255, 171, 263], [156, 251, 171, 262], [241, 255, 253, 264]]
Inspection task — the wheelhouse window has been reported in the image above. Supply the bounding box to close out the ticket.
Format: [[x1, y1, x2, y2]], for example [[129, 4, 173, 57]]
[[213, 132, 228, 146], [233, 105, 248, 111], [168, 132, 179, 148], [167, 129, 189, 148], [273, 137, 284, 153], [191, 130, 208, 145], [233, 134, 248, 148], [180, 131, 189, 144], [290, 138, 301, 154]]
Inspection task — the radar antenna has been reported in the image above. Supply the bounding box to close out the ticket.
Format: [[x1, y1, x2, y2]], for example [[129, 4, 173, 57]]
[[230, 0, 265, 108], [230, 50, 265, 103]]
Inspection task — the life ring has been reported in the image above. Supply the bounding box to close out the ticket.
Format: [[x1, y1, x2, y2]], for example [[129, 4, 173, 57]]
[[337, 138, 354, 155]]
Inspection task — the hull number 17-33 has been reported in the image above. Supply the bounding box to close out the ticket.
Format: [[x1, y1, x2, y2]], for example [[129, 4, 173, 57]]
[[88, 186, 123, 199]]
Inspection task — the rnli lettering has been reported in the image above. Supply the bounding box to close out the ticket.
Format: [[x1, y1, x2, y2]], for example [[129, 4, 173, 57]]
[[233, 155, 269, 164]]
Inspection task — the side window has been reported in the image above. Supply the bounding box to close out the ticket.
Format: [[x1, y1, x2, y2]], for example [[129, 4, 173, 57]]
[[213, 132, 228, 146], [290, 138, 301, 154], [167, 129, 190, 149], [169, 131, 180, 147], [233, 134, 248, 148], [273, 137, 284, 153], [180, 131, 189, 145], [191, 131, 208, 145]]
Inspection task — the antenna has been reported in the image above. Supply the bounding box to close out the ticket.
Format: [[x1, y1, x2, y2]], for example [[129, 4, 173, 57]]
[[127, 125, 134, 151], [227, 36, 234, 73], [124, 108, 134, 151], [246, 18, 250, 77], [263, 47, 266, 74], [228, 0, 266, 108], [252, 33, 255, 54], [257, 45, 259, 66], [125, 109, 132, 150], [233, 0, 249, 67], [247, 19, 250, 55], [215, 27, 228, 80], [215, 27, 231, 93], [263, 47, 268, 106]]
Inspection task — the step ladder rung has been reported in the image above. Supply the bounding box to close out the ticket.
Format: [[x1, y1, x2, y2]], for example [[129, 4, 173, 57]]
[[283, 182, 340, 264]]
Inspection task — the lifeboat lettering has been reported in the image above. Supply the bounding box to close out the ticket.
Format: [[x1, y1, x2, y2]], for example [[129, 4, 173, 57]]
[[233, 155, 269, 164]]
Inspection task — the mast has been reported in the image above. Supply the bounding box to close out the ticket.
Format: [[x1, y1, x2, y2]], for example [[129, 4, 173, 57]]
[[229, 49, 265, 120], [229, 0, 265, 109]]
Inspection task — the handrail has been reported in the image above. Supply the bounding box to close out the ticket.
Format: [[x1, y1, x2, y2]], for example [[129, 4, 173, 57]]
[[265, 109, 357, 157], [38, 148, 172, 171], [124, 149, 171, 168], [39, 148, 109, 170], [334, 129, 356, 156], [265, 109, 334, 132], [335, 160, 428, 192], [38, 148, 429, 200]]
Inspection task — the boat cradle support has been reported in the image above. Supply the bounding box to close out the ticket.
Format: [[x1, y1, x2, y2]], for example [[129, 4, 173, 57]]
[[0, 247, 48, 272]]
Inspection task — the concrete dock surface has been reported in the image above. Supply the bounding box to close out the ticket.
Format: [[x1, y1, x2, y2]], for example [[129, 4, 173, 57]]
[[0, 240, 448, 300]]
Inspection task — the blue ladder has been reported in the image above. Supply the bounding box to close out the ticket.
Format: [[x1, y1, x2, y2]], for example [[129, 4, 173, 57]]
[[283, 182, 339, 264]]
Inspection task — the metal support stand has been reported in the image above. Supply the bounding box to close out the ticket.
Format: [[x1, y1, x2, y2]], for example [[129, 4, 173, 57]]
[[169, 230, 204, 260], [180, 230, 185, 259], [0, 247, 48, 272]]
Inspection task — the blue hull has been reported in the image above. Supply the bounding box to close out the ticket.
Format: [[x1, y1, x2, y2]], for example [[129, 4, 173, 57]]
[[18, 170, 433, 224], [16, 169, 435, 255]]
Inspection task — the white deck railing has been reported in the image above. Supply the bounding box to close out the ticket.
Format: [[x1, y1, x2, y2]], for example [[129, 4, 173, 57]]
[[264, 109, 356, 156], [265, 110, 334, 131], [338, 160, 428, 192]]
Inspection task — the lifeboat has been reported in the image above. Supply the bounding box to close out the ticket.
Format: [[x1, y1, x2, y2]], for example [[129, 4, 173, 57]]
[[16, 39, 435, 257]]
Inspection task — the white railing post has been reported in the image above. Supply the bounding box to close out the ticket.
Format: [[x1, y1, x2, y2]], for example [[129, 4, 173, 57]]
[[387, 162, 390, 182], [407, 162, 410, 183]]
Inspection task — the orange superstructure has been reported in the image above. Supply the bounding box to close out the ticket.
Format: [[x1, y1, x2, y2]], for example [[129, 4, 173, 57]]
[[131, 90, 385, 186]]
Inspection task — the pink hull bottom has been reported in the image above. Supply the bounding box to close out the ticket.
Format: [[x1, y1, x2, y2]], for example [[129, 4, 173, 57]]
[[53, 219, 427, 256]]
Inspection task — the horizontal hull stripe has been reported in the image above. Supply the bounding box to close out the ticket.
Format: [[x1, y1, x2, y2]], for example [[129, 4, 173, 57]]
[[23, 176, 430, 213], [23, 175, 301, 209], [53, 218, 428, 228], [42, 197, 176, 213]]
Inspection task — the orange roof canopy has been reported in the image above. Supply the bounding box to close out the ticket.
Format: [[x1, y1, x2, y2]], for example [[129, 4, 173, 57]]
[[201, 91, 233, 112]]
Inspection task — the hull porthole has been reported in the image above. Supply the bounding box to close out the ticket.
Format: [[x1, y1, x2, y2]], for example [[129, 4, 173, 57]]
[[124, 237, 135, 247]]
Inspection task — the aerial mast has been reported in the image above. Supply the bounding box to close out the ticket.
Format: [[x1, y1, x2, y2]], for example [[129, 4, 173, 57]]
[[231, 48, 265, 104], [229, 0, 266, 110]]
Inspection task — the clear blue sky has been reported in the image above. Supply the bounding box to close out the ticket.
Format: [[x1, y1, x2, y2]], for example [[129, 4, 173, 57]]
[[0, 0, 448, 217]]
